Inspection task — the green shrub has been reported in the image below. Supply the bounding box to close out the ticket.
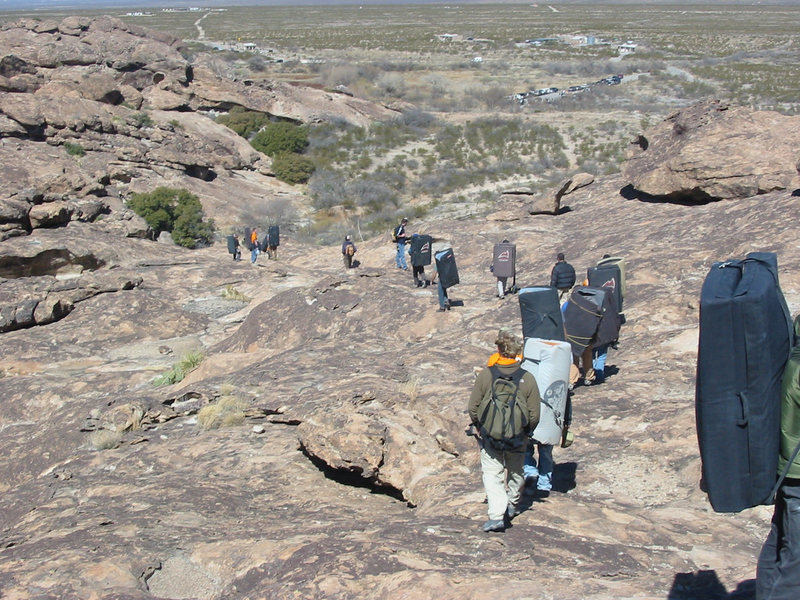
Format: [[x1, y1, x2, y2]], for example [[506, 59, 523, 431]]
[[63, 142, 85, 157], [216, 106, 272, 138], [251, 121, 309, 157], [271, 152, 316, 184], [132, 111, 154, 128], [153, 349, 204, 387], [128, 187, 215, 248]]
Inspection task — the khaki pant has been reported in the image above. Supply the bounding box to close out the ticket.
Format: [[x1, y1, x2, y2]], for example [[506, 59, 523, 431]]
[[569, 347, 595, 386], [480, 440, 525, 520]]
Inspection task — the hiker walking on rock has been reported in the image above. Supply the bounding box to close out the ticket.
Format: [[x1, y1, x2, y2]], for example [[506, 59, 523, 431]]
[[550, 252, 576, 300], [226, 233, 241, 261], [491, 239, 515, 299], [468, 329, 540, 532], [394, 217, 409, 270], [341, 235, 357, 269], [249, 228, 259, 264], [757, 317, 800, 600]]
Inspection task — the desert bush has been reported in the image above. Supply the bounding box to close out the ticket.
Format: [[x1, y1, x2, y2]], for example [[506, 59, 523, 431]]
[[348, 177, 399, 211], [375, 72, 406, 98], [129, 187, 215, 248], [320, 62, 361, 87], [197, 395, 249, 431], [271, 152, 316, 184], [251, 121, 309, 157], [132, 111, 153, 128], [309, 169, 349, 210], [153, 349, 204, 387], [399, 108, 438, 131], [216, 106, 272, 138], [247, 54, 267, 72], [63, 142, 85, 157]]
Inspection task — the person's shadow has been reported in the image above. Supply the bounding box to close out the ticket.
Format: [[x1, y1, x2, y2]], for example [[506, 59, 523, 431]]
[[518, 461, 577, 510], [667, 571, 755, 599]]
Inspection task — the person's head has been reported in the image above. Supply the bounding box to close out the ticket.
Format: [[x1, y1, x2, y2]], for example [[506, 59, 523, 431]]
[[557, 252, 565, 261], [401, 217, 408, 224], [494, 328, 522, 358], [233, 233, 238, 238], [502, 239, 509, 244], [602, 253, 610, 259], [345, 235, 351, 241]]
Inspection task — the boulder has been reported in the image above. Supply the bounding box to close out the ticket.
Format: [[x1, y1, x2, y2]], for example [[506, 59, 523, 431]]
[[623, 100, 800, 201], [28, 200, 73, 229]]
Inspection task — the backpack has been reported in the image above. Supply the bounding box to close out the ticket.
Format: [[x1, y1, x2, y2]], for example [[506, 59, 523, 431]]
[[345, 244, 355, 256], [391, 227, 399, 243], [477, 366, 529, 451]]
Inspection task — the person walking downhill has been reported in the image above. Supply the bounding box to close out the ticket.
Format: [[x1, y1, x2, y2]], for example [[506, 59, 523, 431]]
[[341, 235, 357, 269], [250, 228, 259, 264], [430, 262, 449, 311], [550, 252, 576, 300], [468, 329, 541, 533], [394, 217, 409, 270]]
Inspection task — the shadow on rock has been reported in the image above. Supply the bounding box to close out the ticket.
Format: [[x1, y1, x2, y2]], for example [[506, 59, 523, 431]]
[[552, 461, 577, 494], [667, 571, 755, 599], [619, 184, 720, 206]]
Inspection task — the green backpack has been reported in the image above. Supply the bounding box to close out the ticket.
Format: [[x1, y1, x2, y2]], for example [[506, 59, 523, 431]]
[[477, 366, 529, 451]]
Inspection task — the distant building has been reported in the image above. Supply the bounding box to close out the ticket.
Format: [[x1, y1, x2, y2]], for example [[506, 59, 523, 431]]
[[618, 42, 637, 54]]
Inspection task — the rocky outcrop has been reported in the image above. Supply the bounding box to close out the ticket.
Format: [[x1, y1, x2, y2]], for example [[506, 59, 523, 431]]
[[495, 172, 595, 216], [0, 15, 398, 236], [623, 99, 800, 202], [0, 269, 142, 332]]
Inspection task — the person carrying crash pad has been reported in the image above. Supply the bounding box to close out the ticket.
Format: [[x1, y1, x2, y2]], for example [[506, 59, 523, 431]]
[[468, 329, 540, 533], [341, 235, 357, 269], [226, 233, 241, 261]]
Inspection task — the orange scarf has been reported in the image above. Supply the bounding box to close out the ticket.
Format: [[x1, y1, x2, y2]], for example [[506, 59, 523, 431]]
[[487, 352, 521, 367]]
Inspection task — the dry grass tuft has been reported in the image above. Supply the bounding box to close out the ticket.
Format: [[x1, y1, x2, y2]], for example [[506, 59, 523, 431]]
[[221, 285, 251, 302], [89, 429, 123, 451], [399, 377, 420, 402], [197, 394, 249, 431]]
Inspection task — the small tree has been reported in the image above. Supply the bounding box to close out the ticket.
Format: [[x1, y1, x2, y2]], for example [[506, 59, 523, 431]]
[[128, 187, 214, 248], [216, 106, 272, 139], [251, 121, 309, 157], [271, 153, 315, 184]]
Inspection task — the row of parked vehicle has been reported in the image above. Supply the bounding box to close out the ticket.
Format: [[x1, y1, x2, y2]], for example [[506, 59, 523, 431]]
[[511, 74, 624, 104]]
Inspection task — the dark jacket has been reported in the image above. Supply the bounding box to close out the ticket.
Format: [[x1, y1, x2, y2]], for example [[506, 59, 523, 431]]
[[342, 240, 356, 255], [395, 223, 407, 244], [550, 260, 576, 290]]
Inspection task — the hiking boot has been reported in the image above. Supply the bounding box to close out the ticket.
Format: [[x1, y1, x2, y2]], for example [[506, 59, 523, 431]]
[[437, 307, 446, 312], [482, 519, 505, 533]]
